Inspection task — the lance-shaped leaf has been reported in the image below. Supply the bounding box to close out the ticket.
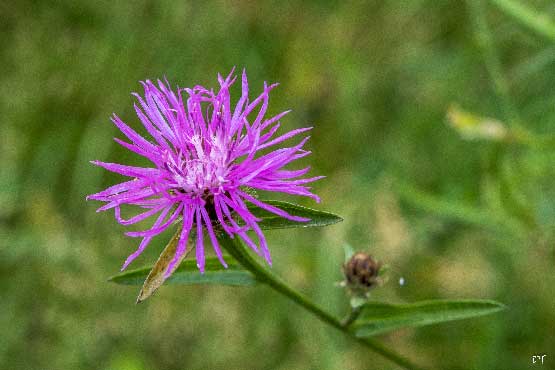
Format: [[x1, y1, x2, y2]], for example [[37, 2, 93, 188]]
[[109, 228, 256, 303], [172, 201, 342, 231], [352, 299, 505, 337], [111, 201, 339, 302], [110, 256, 256, 288], [246, 200, 343, 230]]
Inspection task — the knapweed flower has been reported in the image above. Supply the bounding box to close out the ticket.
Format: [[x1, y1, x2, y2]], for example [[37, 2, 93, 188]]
[[87, 69, 322, 275]]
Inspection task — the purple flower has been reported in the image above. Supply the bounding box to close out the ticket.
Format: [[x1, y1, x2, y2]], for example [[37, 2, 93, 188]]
[[87, 69, 322, 275]]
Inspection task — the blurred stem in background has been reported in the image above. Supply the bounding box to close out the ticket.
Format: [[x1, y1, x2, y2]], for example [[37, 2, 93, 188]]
[[468, 0, 555, 147], [467, 0, 521, 128], [489, 0, 555, 41], [466, 0, 539, 231], [219, 235, 426, 370]]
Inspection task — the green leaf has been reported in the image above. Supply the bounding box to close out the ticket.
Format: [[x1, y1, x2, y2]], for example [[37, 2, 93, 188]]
[[111, 200, 340, 301], [352, 299, 505, 337], [246, 200, 343, 230], [109, 256, 257, 287]]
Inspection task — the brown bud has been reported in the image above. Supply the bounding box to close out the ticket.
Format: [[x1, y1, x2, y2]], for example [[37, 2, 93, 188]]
[[343, 252, 381, 293]]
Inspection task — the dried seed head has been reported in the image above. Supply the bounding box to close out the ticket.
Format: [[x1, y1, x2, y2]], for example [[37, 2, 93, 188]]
[[343, 252, 381, 295]]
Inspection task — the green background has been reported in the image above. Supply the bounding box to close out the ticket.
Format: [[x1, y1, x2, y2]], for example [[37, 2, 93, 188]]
[[2, 1, 554, 369]]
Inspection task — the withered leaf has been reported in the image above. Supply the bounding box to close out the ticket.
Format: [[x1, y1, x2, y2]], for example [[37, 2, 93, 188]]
[[136, 227, 194, 303]]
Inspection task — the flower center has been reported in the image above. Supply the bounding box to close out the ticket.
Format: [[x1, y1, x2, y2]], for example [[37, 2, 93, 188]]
[[162, 134, 230, 197]]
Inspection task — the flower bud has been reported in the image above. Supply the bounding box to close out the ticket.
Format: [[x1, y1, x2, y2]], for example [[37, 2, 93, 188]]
[[343, 252, 381, 295]]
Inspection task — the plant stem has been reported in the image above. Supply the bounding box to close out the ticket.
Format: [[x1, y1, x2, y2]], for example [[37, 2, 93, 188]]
[[219, 235, 426, 370], [467, 0, 521, 128], [467, 0, 541, 231], [341, 304, 363, 327], [488, 0, 555, 41], [468, 0, 555, 151]]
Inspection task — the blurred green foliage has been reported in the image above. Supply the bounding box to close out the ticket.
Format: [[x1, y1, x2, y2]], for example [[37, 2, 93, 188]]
[[1, 0, 554, 369]]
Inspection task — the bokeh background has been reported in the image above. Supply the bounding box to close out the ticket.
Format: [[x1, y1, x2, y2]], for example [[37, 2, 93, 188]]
[[2, 1, 555, 369]]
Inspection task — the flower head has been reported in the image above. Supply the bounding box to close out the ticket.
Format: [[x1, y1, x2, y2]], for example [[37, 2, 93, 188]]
[[343, 252, 382, 295], [87, 69, 322, 275]]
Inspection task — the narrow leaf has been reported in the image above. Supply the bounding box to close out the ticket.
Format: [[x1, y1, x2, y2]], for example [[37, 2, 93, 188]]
[[246, 200, 343, 230], [353, 299, 505, 337], [109, 256, 257, 288]]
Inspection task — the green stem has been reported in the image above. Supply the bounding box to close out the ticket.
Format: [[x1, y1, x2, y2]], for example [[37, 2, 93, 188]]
[[467, 0, 555, 150], [467, 0, 542, 231], [219, 235, 426, 370], [467, 0, 521, 128], [341, 304, 363, 327], [489, 0, 555, 41]]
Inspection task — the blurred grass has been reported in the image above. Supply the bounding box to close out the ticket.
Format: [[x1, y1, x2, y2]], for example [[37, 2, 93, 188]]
[[1, 0, 555, 369]]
